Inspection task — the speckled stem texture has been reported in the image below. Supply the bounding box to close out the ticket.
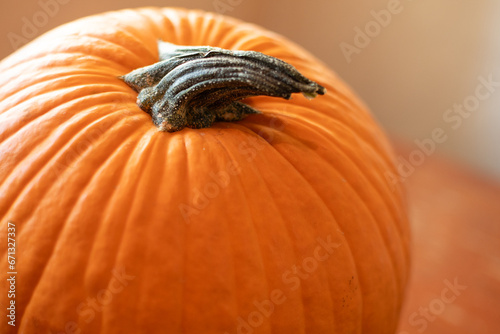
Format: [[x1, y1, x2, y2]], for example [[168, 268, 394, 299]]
[[121, 41, 326, 132]]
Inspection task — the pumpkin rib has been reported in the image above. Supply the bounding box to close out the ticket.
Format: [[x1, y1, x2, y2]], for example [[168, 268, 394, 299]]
[[0, 93, 138, 209], [79, 131, 158, 282], [0, 76, 130, 118], [133, 9, 171, 41], [0, 68, 125, 109], [251, 147, 340, 333], [255, 98, 406, 228], [78, 31, 157, 67], [227, 32, 291, 55], [17, 123, 147, 330], [227, 143, 311, 333], [57, 35, 149, 70], [2, 116, 142, 329], [162, 134, 189, 333], [244, 106, 402, 233], [252, 113, 408, 295], [207, 19, 256, 51], [284, 109, 408, 242], [36, 34, 146, 72], [0, 37, 128, 74], [182, 130, 237, 332], [219, 188, 277, 334], [282, 105, 410, 262], [178, 132, 252, 333], [97, 129, 187, 330], [4, 109, 145, 238], [296, 94, 409, 243], [0, 84, 133, 147], [251, 92, 397, 181], [186, 10, 208, 46], [203, 13, 238, 49], [97, 133, 166, 333], [154, 9, 183, 46], [279, 92, 390, 161], [211, 127, 338, 332], [29, 128, 153, 330], [243, 118, 402, 331], [209, 130, 301, 332], [241, 119, 367, 317], [225, 123, 362, 332], [39, 10, 160, 64], [211, 134, 281, 332], [180, 131, 241, 332], [244, 106, 402, 239], [292, 115, 410, 285], [0, 107, 144, 235], [162, 9, 194, 45], [194, 10, 220, 46]]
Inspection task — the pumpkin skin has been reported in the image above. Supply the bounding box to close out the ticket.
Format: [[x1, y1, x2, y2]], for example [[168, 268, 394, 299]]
[[0, 7, 410, 334]]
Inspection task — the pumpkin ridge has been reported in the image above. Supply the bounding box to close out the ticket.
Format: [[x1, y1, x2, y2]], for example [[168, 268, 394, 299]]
[[0, 109, 144, 228], [219, 28, 257, 52], [251, 153, 332, 333], [65, 34, 149, 70], [0, 68, 126, 107], [0, 90, 136, 179], [0, 83, 133, 139], [280, 108, 408, 238], [210, 132, 277, 331], [78, 31, 157, 66], [148, 9, 182, 45], [92, 133, 161, 332], [256, 97, 401, 199], [186, 9, 212, 45], [8, 77, 131, 110], [201, 129, 346, 328], [221, 124, 358, 331], [212, 134, 288, 334], [18, 121, 149, 330], [243, 119, 404, 331], [0, 35, 130, 74], [161, 9, 193, 45], [255, 114, 408, 294], [193, 10, 219, 46], [0, 99, 111, 205], [202, 14, 237, 48], [39, 34, 148, 71], [293, 115, 410, 290]]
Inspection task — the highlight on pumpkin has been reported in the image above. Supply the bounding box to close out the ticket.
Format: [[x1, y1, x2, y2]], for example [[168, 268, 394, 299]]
[[120, 41, 326, 132]]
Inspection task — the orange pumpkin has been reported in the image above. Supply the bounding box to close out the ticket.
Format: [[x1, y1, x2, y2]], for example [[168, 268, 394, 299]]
[[0, 7, 410, 334]]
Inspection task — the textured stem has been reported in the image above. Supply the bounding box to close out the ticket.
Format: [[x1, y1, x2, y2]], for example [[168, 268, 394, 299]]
[[121, 41, 326, 132]]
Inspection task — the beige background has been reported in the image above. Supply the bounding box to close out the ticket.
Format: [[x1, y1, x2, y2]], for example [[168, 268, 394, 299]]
[[1, 0, 499, 180]]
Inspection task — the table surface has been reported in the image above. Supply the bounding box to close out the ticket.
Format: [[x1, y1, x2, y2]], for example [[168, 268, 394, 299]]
[[394, 144, 500, 334]]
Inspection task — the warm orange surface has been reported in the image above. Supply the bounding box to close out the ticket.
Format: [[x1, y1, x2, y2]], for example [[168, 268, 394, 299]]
[[395, 145, 500, 334], [0, 7, 409, 334]]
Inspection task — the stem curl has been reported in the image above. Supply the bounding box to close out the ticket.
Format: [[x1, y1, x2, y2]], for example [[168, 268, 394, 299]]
[[121, 41, 325, 132]]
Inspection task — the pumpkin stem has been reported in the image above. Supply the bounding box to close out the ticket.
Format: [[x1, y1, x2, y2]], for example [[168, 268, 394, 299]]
[[120, 41, 326, 132]]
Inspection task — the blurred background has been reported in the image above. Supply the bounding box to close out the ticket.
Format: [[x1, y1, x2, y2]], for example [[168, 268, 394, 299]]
[[1, 1, 499, 334], [1, 0, 499, 180]]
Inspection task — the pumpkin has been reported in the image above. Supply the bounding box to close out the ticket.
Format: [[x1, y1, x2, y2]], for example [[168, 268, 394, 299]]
[[0, 7, 410, 334]]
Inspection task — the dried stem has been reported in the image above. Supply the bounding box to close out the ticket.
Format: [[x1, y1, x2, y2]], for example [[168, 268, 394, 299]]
[[121, 41, 325, 132]]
